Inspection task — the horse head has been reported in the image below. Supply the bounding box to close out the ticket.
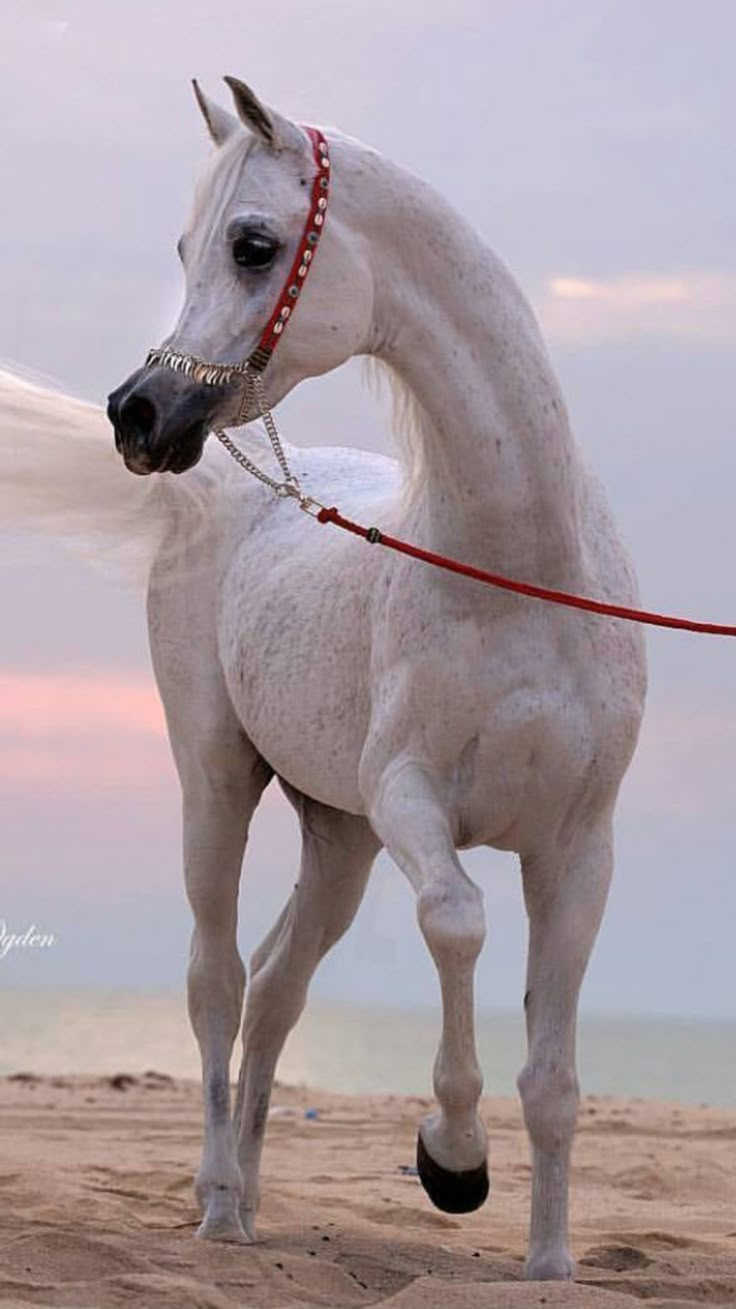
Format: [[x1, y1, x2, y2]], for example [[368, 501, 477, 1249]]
[[107, 78, 373, 475]]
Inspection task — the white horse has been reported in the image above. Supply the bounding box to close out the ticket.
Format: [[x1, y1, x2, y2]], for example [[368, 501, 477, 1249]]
[[1, 78, 646, 1281]]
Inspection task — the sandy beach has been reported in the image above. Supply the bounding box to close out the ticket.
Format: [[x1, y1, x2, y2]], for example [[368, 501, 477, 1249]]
[[0, 1075, 735, 1308]]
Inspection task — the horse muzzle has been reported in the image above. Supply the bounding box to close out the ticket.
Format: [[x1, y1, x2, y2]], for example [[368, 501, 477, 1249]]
[[107, 366, 231, 475]]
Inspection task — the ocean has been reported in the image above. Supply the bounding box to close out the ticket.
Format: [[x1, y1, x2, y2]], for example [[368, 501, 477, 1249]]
[[1, 989, 734, 1107]]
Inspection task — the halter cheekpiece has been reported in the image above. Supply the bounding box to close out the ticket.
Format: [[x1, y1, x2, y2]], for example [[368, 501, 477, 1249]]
[[145, 126, 330, 381], [143, 126, 330, 508]]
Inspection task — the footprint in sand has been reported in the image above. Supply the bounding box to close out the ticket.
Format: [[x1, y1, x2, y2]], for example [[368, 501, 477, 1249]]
[[580, 1243, 653, 1271], [360, 1204, 461, 1230]]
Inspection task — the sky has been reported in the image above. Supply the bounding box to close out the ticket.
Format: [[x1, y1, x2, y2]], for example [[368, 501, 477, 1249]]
[[1, 0, 735, 1019]]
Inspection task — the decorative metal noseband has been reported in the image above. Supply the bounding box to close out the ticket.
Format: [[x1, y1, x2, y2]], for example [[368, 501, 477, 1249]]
[[144, 345, 251, 387]]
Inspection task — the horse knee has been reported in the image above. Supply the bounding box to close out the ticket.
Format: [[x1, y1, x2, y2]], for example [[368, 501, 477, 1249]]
[[517, 1057, 579, 1151], [188, 937, 245, 1036], [417, 879, 485, 967], [188, 943, 245, 996]]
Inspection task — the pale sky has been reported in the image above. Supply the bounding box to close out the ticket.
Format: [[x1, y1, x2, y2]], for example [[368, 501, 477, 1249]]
[[1, 0, 735, 1018]]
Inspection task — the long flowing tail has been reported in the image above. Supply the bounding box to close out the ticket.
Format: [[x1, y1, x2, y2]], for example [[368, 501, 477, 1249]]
[[0, 366, 167, 581], [0, 366, 225, 584]]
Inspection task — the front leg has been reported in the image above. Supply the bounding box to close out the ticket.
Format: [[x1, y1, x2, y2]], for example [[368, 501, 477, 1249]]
[[233, 790, 379, 1239], [179, 734, 271, 1243], [519, 811, 614, 1280], [366, 758, 489, 1213], [148, 551, 274, 1243]]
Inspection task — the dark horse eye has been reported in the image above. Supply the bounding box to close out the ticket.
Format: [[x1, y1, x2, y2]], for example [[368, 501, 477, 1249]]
[[232, 234, 278, 269]]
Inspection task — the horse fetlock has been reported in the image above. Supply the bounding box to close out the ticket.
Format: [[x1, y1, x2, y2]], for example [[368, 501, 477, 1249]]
[[195, 1154, 243, 1207], [518, 1059, 578, 1150], [433, 1064, 484, 1119], [526, 1245, 575, 1282], [420, 1107, 487, 1174], [239, 1203, 258, 1242], [195, 1178, 250, 1245]]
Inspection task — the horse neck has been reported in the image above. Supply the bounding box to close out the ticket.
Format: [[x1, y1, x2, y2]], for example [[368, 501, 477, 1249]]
[[346, 147, 583, 582]]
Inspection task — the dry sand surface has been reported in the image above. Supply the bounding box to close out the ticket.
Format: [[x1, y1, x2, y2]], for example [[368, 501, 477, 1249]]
[[0, 1074, 735, 1309]]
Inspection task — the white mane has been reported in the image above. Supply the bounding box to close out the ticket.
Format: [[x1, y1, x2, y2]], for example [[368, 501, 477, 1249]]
[[363, 356, 429, 510]]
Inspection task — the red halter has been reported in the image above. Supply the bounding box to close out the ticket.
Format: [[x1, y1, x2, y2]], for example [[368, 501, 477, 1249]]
[[145, 126, 330, 382], [246, 127, 330, 371]]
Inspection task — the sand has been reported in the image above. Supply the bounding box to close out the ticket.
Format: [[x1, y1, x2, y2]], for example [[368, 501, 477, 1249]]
[[0, 1075, 735, 1309]]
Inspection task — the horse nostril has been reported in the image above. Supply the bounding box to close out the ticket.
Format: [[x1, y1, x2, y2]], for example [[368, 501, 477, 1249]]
[[120, 394, 157, 444]]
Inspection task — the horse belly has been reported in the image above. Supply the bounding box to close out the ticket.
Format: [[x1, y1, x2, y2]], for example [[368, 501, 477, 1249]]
[[216, 533, 374, 814]]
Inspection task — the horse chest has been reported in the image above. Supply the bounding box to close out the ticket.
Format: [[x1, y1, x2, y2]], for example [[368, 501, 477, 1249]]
[[216, 539, 599, 835], [363, 621, 598, 849]]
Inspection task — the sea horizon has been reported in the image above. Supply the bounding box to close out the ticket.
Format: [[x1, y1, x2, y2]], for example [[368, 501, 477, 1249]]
[[1, 987, 734, 1108]]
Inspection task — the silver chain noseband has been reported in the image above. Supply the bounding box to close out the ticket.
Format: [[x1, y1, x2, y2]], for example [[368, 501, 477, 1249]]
[[144, 346, 321, 510]]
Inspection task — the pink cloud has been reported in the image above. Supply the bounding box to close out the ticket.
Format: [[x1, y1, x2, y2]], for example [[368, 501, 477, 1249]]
[[0, 670, 167, 738], [5, 674, 731, 827], [0, 670, 171, 792], [535, 270, 736, 347]]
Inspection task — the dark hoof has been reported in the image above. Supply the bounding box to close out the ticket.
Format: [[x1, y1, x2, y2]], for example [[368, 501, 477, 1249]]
[[416, 1132, 489, 1214]]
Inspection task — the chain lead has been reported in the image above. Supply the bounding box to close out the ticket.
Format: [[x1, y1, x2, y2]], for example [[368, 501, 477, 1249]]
[[252, 373, 299, 488], [213, 367, 323, 516]]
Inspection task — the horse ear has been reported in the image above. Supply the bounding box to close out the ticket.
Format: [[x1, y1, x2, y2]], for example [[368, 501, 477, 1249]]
[[191, 79, 238, 147], [223, 76, 305, 153]]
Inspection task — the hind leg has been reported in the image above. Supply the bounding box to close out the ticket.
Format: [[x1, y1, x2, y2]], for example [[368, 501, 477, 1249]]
[[233, 786, 379, 1238]]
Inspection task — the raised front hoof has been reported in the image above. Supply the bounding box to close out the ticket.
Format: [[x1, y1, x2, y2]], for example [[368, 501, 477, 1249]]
[[416, 1132, 489, 1214], [525, 1249, 575, 1281]]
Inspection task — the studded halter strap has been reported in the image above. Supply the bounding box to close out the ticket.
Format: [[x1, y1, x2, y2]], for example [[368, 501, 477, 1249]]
[[247, 127, 331, 371], [146, 126, 330, 383], [144, 126, 331, 504]]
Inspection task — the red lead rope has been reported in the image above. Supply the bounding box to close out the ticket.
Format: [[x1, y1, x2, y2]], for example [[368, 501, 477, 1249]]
[[315, 505, 736, 637]]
